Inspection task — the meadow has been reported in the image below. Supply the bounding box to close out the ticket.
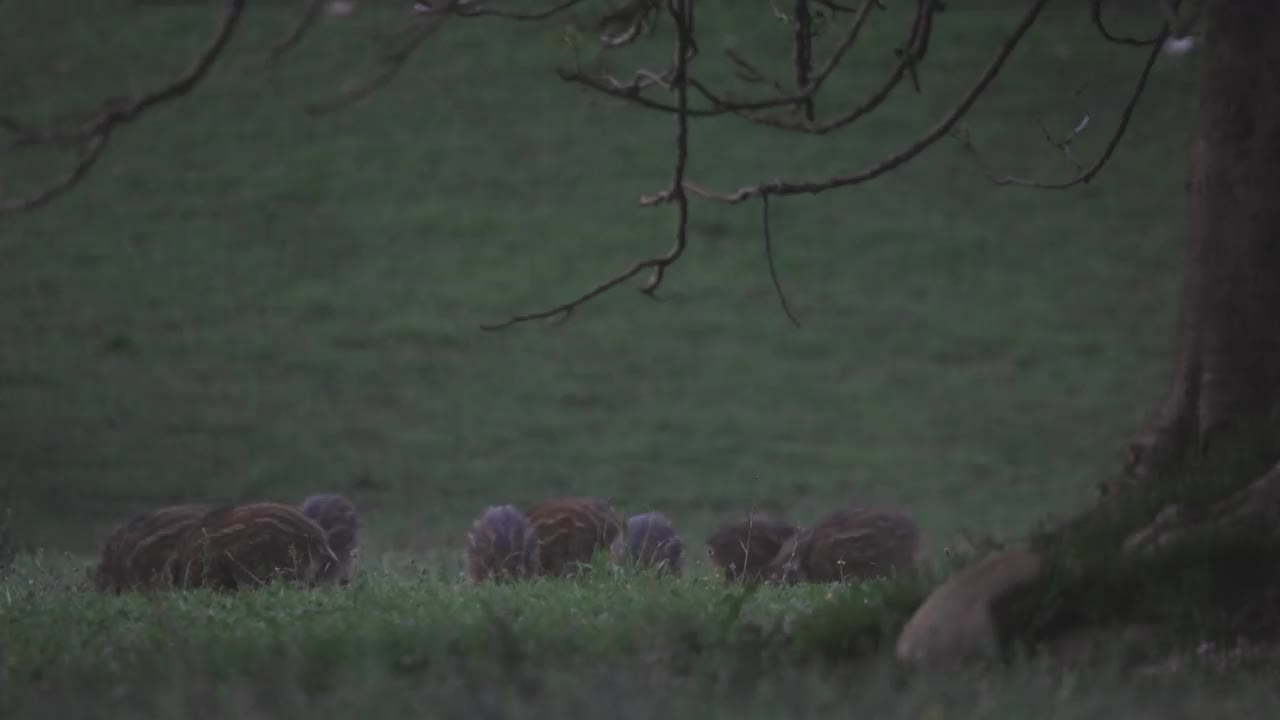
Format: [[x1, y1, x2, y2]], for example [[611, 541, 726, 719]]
[[1, 1, 1254, 717]]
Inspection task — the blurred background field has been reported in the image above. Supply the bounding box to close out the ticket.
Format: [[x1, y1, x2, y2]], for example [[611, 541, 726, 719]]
[[0, 1, 1193, 566]]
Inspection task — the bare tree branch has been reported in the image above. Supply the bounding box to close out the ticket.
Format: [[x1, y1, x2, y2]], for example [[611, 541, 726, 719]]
[[304, 8, 454, 115], [899, 0, 939, 92], [716, 0, 879, 113], [636, 0, 693, 297], [492, 0, 1049, 326], [959, 24, 1168, 190], [1088, 0, 1162, 47], [816, 0, 884, 12], [0, 0, 246, 217], [595, 0, 661, 47], [482, 0, 695, 331], [793, 0, 817, 121], [561, 0, 908, 130], [555, 65, 724, 117], [293, 0, 608, 116], [558, 0, 879, 118], [0, 116, 33, 146], [725, 49, 789, 94], [262, 0, 325, 66], [761, 195, 802, 327], [700, 0, 934, 135], [304, 0, 584, 113], [420, 0, 586, 21], [6, 0, 1141, 336], [0, 134, 109, 215], [1158, 0, 1201, 39], [653, 0, 1051, 206]]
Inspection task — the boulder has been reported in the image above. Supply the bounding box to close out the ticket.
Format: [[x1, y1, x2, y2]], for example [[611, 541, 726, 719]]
[[895, 549, 1043, 665]]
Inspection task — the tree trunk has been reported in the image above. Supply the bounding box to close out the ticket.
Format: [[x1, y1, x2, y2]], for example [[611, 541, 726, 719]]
[[1127, 0, 1280, 482], [907, 2, 1280, 655]]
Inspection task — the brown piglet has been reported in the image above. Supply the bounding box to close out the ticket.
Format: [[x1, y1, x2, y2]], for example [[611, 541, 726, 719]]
[[174, 502, 340, 591], [768, 506, 920, 584], [705, 513, 799, 583], [92, 504, 210, 593], [525, 496, 623, 577]]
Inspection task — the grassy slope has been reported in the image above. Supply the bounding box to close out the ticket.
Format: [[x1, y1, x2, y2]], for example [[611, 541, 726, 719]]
[[0, 1, 1190, 554], [0, 2, 1237, 716]]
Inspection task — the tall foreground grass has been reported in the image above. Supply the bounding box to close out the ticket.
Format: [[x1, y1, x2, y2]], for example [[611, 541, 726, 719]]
[[3, 556, 1279, 720]]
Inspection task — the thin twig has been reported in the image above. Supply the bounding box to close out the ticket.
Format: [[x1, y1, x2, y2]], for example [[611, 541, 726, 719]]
[[297, 0, 582, 114], [793, 0, 816, 121], [662, 0, 1051, 205], [5, 0, 244, 147], [740, 506, 759, 586], [900, 0, 938, 93], [0, 133, 109, 214], [1158, 0, 1200, 39], [761, 195, 801, 326], [304, 9, 453, 115], [725, 49, 788, 95], [1088, 0, 1162, 47], [705, 0, 934, 134], [725, 0, 877, 112], [1037, 113, 1089, 172], [0, 115, 42, 148], [262, 0, 325, 66], [595, 0, 661, 47], [816, 0, 879, 12], [427, 0, 585, 21], [638, 0, 692, 296], [961, 25, 1167, 189], [556, 66, 723, 117], [558, 0, 879, 117], [482, 0, 694, 331], [1, 0, 246, 216]]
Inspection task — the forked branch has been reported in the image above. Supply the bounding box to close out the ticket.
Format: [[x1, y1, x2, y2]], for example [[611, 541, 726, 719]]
[[482, 0, 695, 331], [304, 6, 456, 115], [558, 0, 880, 118], [660, 0, 1051, 206], [958, 22, 1168, 190], [0, 0, 246, 216], [488, 0, 1049, 328], [262, 0, 325, 66], [566, 0, 930, 137], [1088, 0, 1163, 47], [299, 0, 585, 112], [706, 0, 935, 135], [595, 0, 662, 47]]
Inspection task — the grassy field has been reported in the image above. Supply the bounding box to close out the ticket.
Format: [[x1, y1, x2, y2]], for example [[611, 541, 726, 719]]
[[0, 0, 1194, 552], [7, 554, 1280, 719], [0, 0, 1231, 716]]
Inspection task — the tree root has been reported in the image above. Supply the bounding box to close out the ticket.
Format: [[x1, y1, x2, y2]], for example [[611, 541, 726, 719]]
[[1124, 459, 1280, 556]]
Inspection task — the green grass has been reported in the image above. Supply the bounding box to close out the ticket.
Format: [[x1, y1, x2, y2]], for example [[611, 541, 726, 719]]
[[5, 558, 1280, 719], [0, 0, 1230, 716], [0, 1, 1193, 551], [0, 557, 904, 677]]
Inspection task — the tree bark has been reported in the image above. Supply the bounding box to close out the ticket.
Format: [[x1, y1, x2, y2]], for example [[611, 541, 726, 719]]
[[1128, 0, 1280, 481], [906, 3, 1280, 656]]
